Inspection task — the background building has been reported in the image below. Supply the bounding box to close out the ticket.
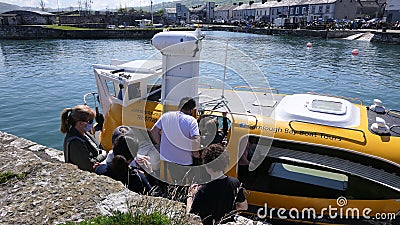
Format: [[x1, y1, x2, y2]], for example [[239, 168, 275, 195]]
[[386, 0, 400, 23], [214, 4, 237, 23], [0, 10, 55, 25]]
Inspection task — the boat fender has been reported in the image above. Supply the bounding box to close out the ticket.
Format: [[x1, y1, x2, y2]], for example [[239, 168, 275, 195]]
[[370, 117, 390, 135], [370, 99, 386, 114]]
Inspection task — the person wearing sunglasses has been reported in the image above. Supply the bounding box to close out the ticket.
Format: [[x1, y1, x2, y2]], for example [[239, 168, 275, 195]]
[[60, 105, 106, 172]]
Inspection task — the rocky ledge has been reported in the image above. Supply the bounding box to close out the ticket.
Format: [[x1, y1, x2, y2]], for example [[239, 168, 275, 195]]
[[0, 131, 201, 224]]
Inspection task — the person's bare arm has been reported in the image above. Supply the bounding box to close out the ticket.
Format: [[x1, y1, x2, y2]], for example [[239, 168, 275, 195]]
[[186, 184, 200, 213], [236, 200, 248, 211], [150, 126, 161, 146], [191, 135, 201, 158]]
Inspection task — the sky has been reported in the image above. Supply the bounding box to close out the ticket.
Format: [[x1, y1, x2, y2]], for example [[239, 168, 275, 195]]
[[1, 0, 166, 10]]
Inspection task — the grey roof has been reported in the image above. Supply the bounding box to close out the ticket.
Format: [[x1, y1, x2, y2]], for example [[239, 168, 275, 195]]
[[214, 5, 237, 11], [0, 14, 18, 17], [3, 10, 55, 16], [263, 0, 336, 7], [233, 4, 252, 10]]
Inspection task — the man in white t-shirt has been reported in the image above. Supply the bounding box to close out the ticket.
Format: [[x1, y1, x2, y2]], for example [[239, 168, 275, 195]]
[[151, 97, 200, 184]]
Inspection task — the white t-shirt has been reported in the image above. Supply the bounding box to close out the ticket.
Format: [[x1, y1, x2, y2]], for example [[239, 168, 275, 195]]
[[153, 111, 199, 165]]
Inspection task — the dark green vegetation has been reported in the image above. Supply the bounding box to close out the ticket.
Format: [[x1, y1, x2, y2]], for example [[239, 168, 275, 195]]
[[0, 171, 26, 184], [44, 25, 96, 30], [62, 211, 171, 225]]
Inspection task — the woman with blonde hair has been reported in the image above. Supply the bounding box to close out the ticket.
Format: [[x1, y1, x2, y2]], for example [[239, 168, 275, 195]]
[[60, 105, 106, 172]]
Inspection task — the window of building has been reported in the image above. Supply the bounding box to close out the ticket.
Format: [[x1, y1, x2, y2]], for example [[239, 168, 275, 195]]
[[326, 5, 330, 13], [302, 7, 306, 14], [311, 6, 316, 14], [290, 7, 293, 15], [295, 7, 299, 14], [318, 6, 323, 13]]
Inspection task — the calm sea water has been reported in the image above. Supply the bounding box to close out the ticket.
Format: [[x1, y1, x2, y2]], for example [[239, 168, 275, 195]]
[[0, 31, 399, 150]]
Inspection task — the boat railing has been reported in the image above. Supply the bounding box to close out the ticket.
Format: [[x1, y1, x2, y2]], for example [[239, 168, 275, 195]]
[[198, 83, 214, 89], [288, 120, 367, 144], [233, 86, 279, 94], [390, 125, 400, 135], [388, 109, 400, 118], [83, 92, 99, 106], [200, 109, 259, 129], [306, 92, 363, 105]]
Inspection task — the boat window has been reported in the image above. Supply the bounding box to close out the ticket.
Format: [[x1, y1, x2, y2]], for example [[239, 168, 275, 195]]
[[147, 76, 162, 93], [239, 136, 400, 199], [105, 80, 116, 97], [128, 82, 141, 100], [146, 76, 162, 102], [269, 162, 348, 191], [307, 99, 346, 115]]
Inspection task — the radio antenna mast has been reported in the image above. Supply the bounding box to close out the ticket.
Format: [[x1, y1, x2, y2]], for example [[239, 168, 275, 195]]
[[221, 39, 228, 99]]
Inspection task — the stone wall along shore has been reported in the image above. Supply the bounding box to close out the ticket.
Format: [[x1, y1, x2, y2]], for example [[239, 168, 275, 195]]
[[0, 131, 201, 224]]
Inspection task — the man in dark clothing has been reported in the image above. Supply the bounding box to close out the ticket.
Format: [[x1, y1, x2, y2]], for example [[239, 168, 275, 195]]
[[186, 144, 248, 225]]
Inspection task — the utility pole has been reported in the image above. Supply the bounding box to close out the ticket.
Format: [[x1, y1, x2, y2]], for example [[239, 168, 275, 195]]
[[151, 0, 154, 24]]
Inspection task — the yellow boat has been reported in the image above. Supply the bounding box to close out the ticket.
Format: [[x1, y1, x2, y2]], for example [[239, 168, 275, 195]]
[[86, 29, 400, 224]]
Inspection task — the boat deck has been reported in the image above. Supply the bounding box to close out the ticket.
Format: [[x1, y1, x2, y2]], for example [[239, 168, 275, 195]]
[[198, 88, 282, 117]]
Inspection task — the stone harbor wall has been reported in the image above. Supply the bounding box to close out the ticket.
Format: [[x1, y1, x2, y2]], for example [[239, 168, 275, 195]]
[[0, 131, 268, 225], [0, 26, 161, 39], [0, 131, 201, 224]]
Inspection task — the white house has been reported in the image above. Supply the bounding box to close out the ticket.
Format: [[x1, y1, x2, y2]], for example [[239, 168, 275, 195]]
[[386, 0, 400, 23], [214, 5, 237, 22], [254, 2, 272, 22]]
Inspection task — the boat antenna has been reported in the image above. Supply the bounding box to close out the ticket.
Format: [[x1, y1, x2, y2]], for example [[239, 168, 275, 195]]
[[221, 39, 228, 99], [198, 38, 231, 112]]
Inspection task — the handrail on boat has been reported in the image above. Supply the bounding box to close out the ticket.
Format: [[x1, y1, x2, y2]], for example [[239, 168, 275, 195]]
[[390, 125, 400, 135], [388, 109, 400, 118], [306, 92, 363, 106], [288, 120, 367, 144], [83, 92, 98, 106], [233, 86, 279, 94], [198, 83, 214, 89], [200, 109, 259, 129]]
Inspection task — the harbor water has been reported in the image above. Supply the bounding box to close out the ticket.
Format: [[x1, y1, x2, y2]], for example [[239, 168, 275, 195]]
[[0, 31, 399, 150]]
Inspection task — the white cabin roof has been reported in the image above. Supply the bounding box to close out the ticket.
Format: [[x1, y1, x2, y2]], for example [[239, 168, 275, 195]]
[[274, 94, 360, 128]]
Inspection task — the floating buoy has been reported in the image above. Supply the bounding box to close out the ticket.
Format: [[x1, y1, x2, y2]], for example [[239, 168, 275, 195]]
[[306, 42, 312, 48], [351, 49, 359, 56]]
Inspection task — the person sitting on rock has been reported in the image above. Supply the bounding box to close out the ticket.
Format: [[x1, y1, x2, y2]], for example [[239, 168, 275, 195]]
[[102, 134, 158, 195], [60, 105, 106, 172], [186, 144, 248, 225]]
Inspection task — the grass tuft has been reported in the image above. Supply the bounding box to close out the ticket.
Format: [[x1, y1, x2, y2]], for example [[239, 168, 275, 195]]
[[62, 211, 171, 225], [44, 25, 96, 30], [0, 171, 26, 184]]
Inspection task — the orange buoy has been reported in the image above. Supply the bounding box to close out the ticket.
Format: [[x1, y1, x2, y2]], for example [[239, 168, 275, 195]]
[[351, 49, 359, 56], [306, 42, 312, 48]]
